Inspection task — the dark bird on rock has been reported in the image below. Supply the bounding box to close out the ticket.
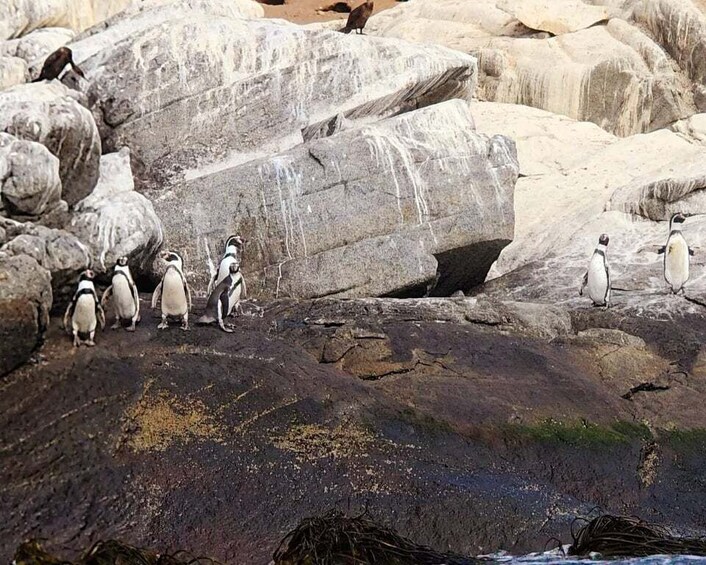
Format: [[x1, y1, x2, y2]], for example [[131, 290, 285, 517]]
[[32, 47, 85, 83], [340, 0, 374, 34]]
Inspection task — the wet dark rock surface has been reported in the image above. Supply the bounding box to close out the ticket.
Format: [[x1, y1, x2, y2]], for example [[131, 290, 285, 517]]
[[3, 296, 706, 562]]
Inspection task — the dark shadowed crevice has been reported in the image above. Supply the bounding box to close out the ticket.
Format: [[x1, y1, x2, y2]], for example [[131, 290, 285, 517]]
[[430, 238, 510, 297]]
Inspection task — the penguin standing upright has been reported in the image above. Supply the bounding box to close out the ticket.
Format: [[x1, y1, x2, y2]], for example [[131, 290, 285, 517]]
[[63, 270, 105, 347], [659, 213, 693, 294], [101, 256, 141, 331], [198, 263, 244, 333], [579, 234, 611, 307], [151, 251, 192, 330], [208, 235, 247, 317]]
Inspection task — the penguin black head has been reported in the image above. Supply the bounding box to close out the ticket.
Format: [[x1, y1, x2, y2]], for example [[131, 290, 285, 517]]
[[79, 269, 95, 281], [598, 234, 609, 246], [671, 213, 686, 225], [225, 235, 246, 249], [161, 250, 184, 270], [116, 256, 129, 267]]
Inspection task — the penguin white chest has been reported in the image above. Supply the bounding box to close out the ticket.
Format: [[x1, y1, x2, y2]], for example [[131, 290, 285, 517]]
[[587, 253, 609, 305], [73, 294, 97, 332], [665, 234, 689, 291], [161, 269, 187, 315], [216, 256, 238, 287], [113, 276, 136, 318]]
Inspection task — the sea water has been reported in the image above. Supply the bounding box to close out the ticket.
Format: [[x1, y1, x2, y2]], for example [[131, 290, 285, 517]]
[[482, 547, 706, 564]]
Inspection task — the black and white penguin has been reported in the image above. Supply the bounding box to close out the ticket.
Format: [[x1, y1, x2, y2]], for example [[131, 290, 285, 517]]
[[208, 235, 247, 317], [579, 234, 611, 307], [658, 213, 694, 294], [198, 263, 244, 333], [101, 256, 141, 331], [63, 269, 105, 347], [151, 251, 192, 330]]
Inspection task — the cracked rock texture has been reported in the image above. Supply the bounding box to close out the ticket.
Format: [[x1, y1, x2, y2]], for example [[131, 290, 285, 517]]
[[156, 100, 518, 298]]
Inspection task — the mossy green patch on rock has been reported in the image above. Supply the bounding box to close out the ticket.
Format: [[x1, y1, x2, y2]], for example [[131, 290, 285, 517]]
[[501, 419, 652, 446]]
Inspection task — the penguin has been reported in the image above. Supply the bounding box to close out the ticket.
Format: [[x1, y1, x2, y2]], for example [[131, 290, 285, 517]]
[[208, 235, 247, 317], [197, 263, 244, 332], [32, 47, 85, 83], [658, 213, 694, 294], [340, 0, 374, 34], [579, 233, 611, 307], [151, 251, 192, 330], [101, 256, 141, 331], [63, 269, 105, 347]]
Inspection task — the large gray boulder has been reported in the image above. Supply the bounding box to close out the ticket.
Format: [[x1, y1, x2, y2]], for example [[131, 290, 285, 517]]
[[0, 132, 63, 219], [74, 3, 476, 187], [69, 149, 163, 276], [367, 0, 692, 136], [0, 253, 51, 376], [0, 82, 101, 206], [156, 99, 519, 298], [1, 220, 91, 305]]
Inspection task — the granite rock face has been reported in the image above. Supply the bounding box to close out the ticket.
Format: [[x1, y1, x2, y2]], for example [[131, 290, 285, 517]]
[[73, 3, 476, 187], [367, 0, 695, 136], [156, 100, 518, 298], [0, 253, 51, 376]]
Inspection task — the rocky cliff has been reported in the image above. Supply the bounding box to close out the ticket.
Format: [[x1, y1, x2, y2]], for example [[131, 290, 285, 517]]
[[2, 0, 706, 562]]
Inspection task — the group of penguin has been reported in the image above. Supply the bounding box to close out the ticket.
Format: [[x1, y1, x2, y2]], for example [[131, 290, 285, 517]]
[[63, 236, 247, 347], [580, 213, 694, 307]]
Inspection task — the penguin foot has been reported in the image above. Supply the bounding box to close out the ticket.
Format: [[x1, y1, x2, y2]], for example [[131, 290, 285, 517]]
[[86, 340, 96, 347], [158, 321, 168, 329], [111, 321, 121, 330], [219, 322, 235, 333], [126, 324, 136, 332], [181, 323, 190, 331]]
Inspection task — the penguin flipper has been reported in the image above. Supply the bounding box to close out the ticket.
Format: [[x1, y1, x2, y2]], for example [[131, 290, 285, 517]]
[[131, 281, 141, 323], [579, 272, 588, 296], [63, 300, 75, 333], [184, 281, 192, 312], [151, 281, 163, 309], [207, 273, 217, 296], [96, 302, 106, 330], [100, 285, 113, 310]]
